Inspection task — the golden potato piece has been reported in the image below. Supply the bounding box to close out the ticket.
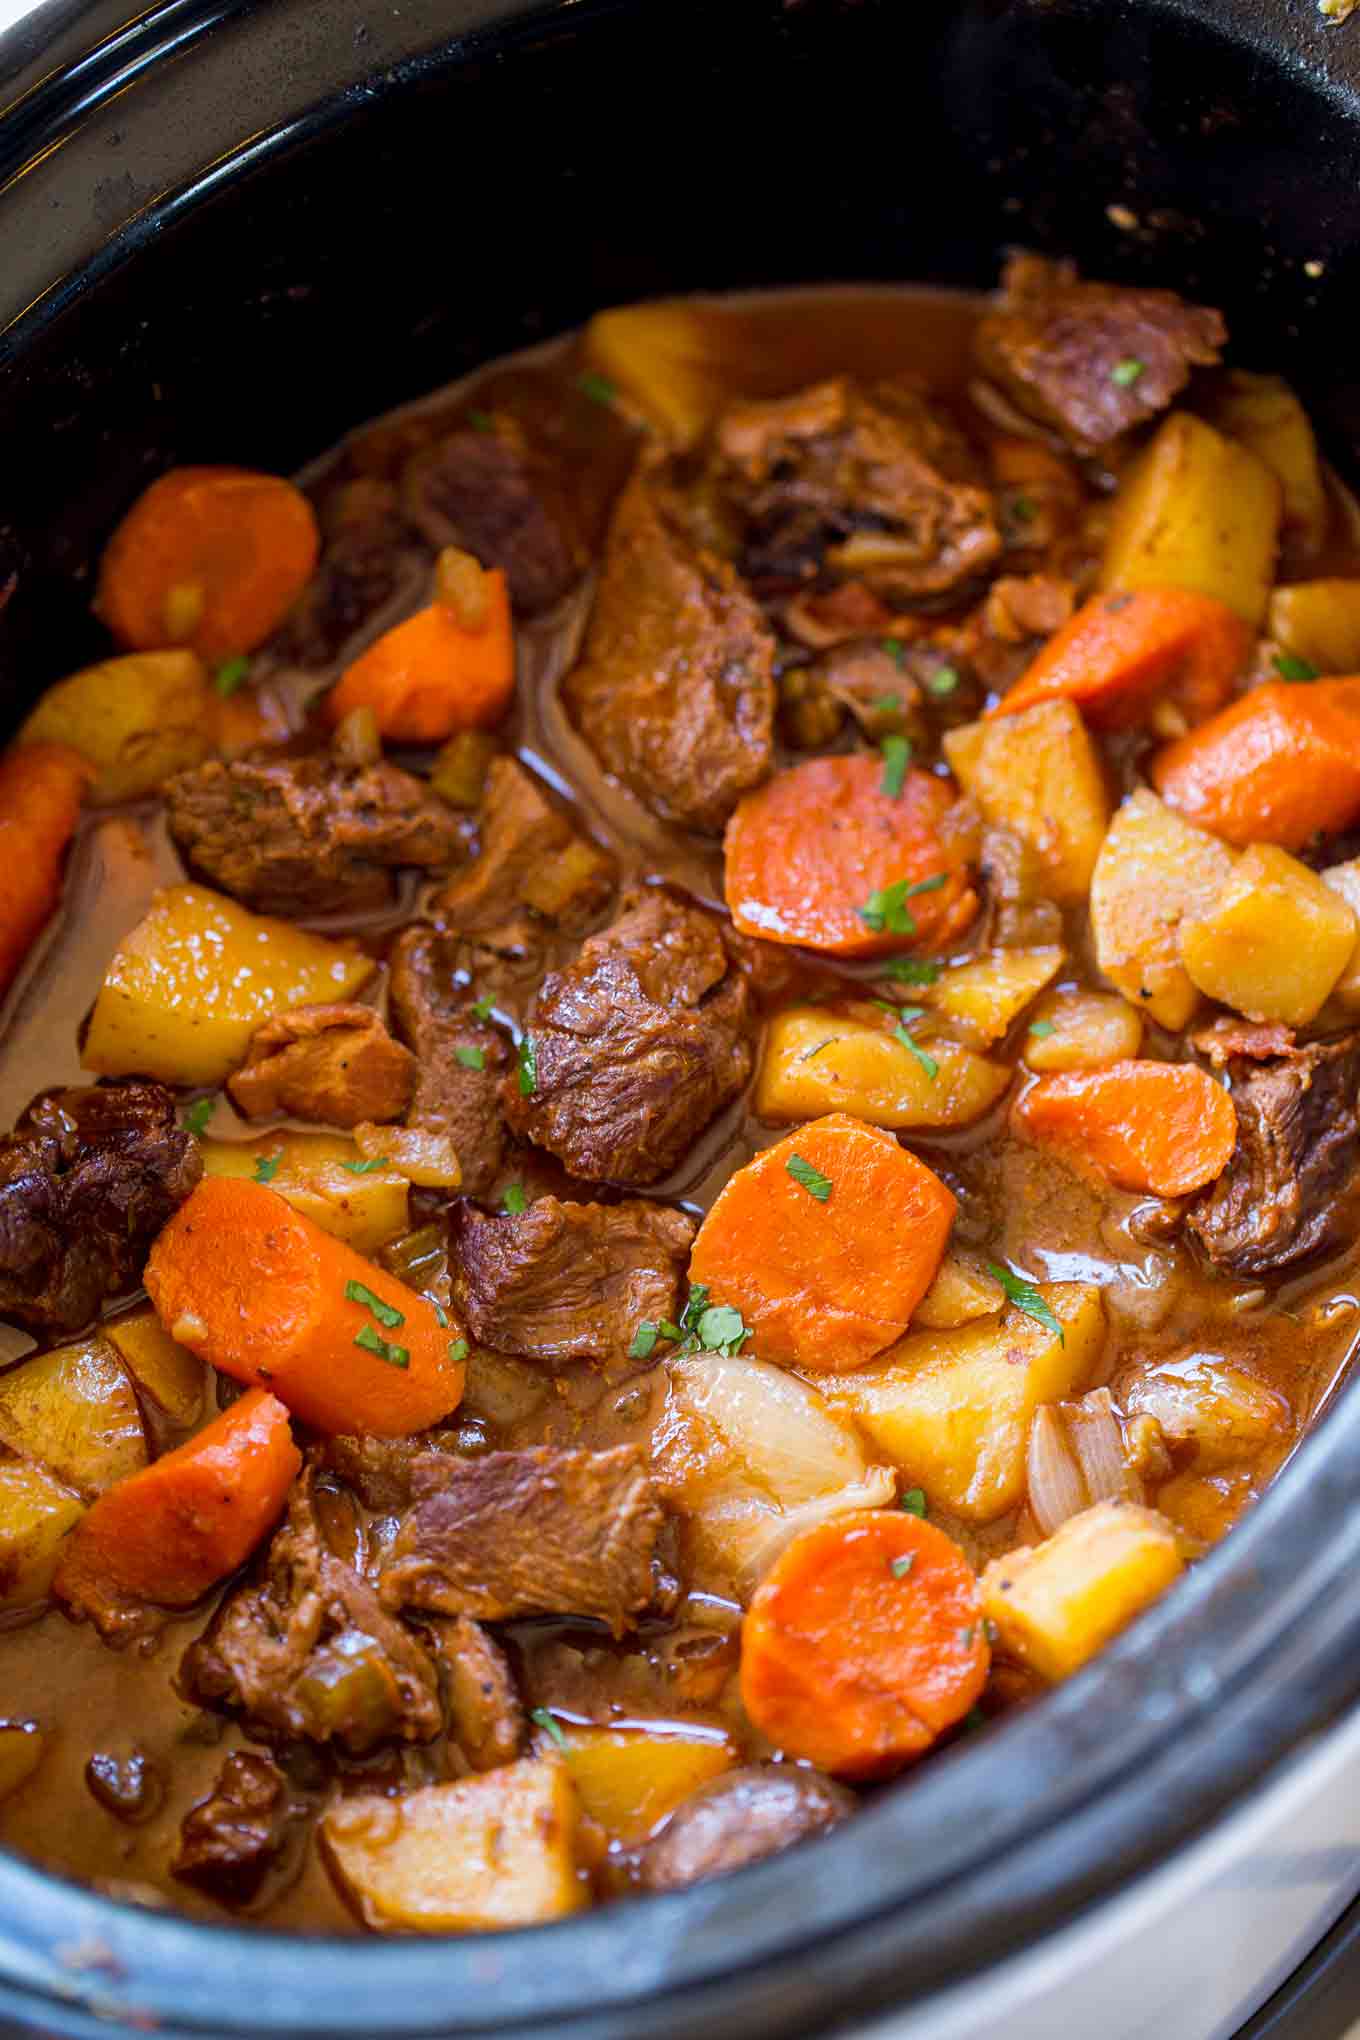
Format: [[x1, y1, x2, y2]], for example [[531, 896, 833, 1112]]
[[1268, 580, 1360, 676], [944, 701, 1110, 903], [924, 946, 1065, 1049], [1179, 843, 1356, 1027], [1023, 988, 1145, 1072], [19, 649, 216, 804], [981, 1500, 1183, 1682], [0, 1455, 85, 1612], [912, 1254, 1006, 1330], [105, 1305, 206, 1428], [0, 1721, 46, 1803], [754, 1008, 1011, 1130], [200, 1131, 409, 1254], [0, 1339, 147, 1500], [1089, 790, 1236, 1030], [556, 1725, 734, 1843], [1321, 858, 1360, 1013], [1207, 371, 1328, 560]]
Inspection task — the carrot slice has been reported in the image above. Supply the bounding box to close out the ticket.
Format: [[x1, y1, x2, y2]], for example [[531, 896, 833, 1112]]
[[325, 578, 514, 744], [95, 466, 320, 663], [54, 1387, 300, 1622], [740, 1510, 988, 1778], [0, 742, 91, 1000], [724, 753, 977, 957], [144, 1177, 466, 1435], [1150, 677, 1360, 849], [688, 1113, 956, 1371], [1011, 1060, 1237, 1197], [989, 588, 1251, 728]]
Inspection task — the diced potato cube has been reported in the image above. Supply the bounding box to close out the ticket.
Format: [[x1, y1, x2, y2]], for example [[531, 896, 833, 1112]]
[[19, 649, 216, 803], [981, 1500, 1183, 1681], [1090, 790, 1236, 1029], [322, 1758, 584, 1931], [0, 1339, 147, 1499], [555, 1726, 735, 1843], [1321, 859, 1360, 1013], [826, 1284, 1104, 1522], [429, 728, 497, 809], [912, 1254, 1006, 1330], [0, 1455, 85, 1611], [83, 884, 375, 1087], [1023, 988, 1144, 1071], [925, 946, 1065, 1048], [1179, 843, 1356, 1026], [1122, 1358, 1286, 1470], [1207, 371, 1328, 558], [944, 701, 1110, 903], [1099, 411, 1282, 627], [1268, 580, 1360, 676], [105, 1305, 206, 1427], [754, 1008, 1011, 1131], [200, 1132, 409, 1253], [521, 838, 616, 921], [461, 1348, 550, 1430], [584, 301, 734, 444], [0, 1721, 46, 1803]]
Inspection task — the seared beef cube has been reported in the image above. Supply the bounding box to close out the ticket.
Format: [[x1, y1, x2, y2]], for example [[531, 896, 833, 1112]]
[[563, 466, 776, 833], [1186, 1031, 1360, 1277], [172, 1752, 296, 1904], [380, 1444, 663, 1637], [502, 889, 754, 1187], [633, 1764, 855, 1892], [0, 1082, 201, 1333], [432, 756, 615, 938], [321, 1433, 428, 1513], [427, 1614, 526, 1772], [452, 1195, 695, 1367], [388, 925, 509, 1196], [974, 253, 1225, 452], [227, 1003, 415, 1128], [710, 375, 1001, 602], [165, 750, 468, 918], [401, 429, 583, 614], [272, 481, 429, 668], [183, 1470, 441, 1753]]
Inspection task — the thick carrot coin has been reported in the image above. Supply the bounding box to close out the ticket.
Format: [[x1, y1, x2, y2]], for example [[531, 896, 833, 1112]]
[[724, 753, 978, 957], [688, 1113, 956, 1371], [741, 1510, 988, 1778], [990, 587, 1250, 728], [0, 742, 91, 999], [1151, 677, 1360, 849], [325, 576, 514, 744], [95, 466, 320, 663], [145, 1177, 466, 1435], [1011, 1060, 1237, 1197]]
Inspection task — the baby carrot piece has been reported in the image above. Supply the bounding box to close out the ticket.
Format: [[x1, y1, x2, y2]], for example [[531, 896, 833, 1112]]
[[1011, 1060, 1237, 1197], [688, 1113, 956, 1371], [989, 587, 1250, 728], [1151, 677, 1360, 849], [324, 571, 514, 744], [0, 742, 91, 999], [96, 466, 319, 663], [54, 1388, 300, 1630], [145, 1177, 466, 1435], [741, 1510, 989, 1778], [724, 753, 977, 957]]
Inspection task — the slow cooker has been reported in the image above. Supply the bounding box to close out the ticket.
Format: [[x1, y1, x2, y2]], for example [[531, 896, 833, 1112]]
[[1, 1, 1359, 2034]]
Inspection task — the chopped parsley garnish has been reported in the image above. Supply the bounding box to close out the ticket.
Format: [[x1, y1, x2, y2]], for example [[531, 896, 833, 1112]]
[[962, 1705, 988, 1732], [469, 994, 495, 1021], [577, 370, 616, 406], [182, 1095, 215, 1136], [858, 871, 947, 937], [695, 1304, 748, 1352], [354, 1322, 410, 1369], [454, 1044, 485, 1071], [448, 1337, 469, 1365], [629, 1321, 660, 1361], [925, 665, 959, 698], [631, 1288, 751, 1360], [880, 956, 940, 986], [213, 656, 250, 698], [467, 409, 495, 433], [517, 1033, 537, 1097], [253, 1153, 280, 1183], [881, 636, 907, 669], [658, 1320, 685, 1342], [879, 732, 911, 801], [1028, 1019, 1057, 1039], [959, 1625, 976, 1649], [433, 1303, 449, 1328], [1274, 652, 1319, 683], [531, 1707, 569, 1752], [893, 1010, 939, 1082], [1008, 494, 1036, 525], [873, 692, 904, 716], [1111, 357, 1146, 387], [786, 1153, 833, 1202], [503, 1183, 528, 1216], [900, 1488, 927, 1518], [890, 1552, 916, 1579], [344, 1279, 405, 1330], [987, 1261, 1065, 1343], [342, 1154, 389, 1174]]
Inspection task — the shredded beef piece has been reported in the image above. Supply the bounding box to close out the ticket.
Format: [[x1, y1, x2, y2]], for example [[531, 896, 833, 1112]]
[[427, 1614, 526, 1772], [1186, 1032, 1360, 1277], [272, 481, 429, 668], [227, 1004, 414, 1127], [171, 1752, 297, 1903], [979, 571, 1075, 645], [165, 748, 468, 917], [452, 1196, 694, 1367], [321, 1434, 426, 1513], [502, 888, 754, 1186], [973, 253, 1226, 452], [0, 1082, 201, 1334], [400, 429, 583, 614], [380, 1443, 664, 1637], [183, 1469, 442, 1753], [387, 925, 508, 1196], [633, 1765, 855, 1892], [562, 465, 776, 833], [432, 756, 615, 938]]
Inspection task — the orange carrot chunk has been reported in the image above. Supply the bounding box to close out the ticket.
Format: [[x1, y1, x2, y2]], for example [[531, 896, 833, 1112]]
[[54, 1387, 300, 1627], [688, 1113, 956, 1372], [95, 466, 320, 664], [324, 572, 514, 744], [741, 1510, 989, 1778], [989, 587, 1251, 728], [724, 753, 977, 957], [0, 742, 91, 1000], [144, 1177, 466, 1436], [1011, 1060, 1237, 1197], [1150, 677, 1360, 849]]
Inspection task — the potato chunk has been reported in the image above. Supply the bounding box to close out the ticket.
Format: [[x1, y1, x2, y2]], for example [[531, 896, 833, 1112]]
[[1090, 790, 1236, 1029], [0, 1721, 45, 1803], [1269, 580, 1360, 676], [754, 1007, 1010, 1131], [1122, 1358, 1286, 1470], [827, 1284, 1104, 1521], [19, 649, 216, 804], [1099, 411, 1282, 627], [924, 946, 1065, 1048], [1023, 989, 1144, 1071], [584, 301, 737, 444], [105, 1305, 206, 1427], [911, 1254, 1006, 1330], [199, 1131, 409, 1253], [1179, 843, 1356, 1026], [322, 1758, 584, 1931], [1206, 371, 1328, 559], [944, 701, 1110, 903], [82, 884, 375, 1087], [0, 1455, 85, 1611], [981, 1500, 1183, 1681], [556, 1726, 735, 1843], [0, 1339, 147, 1499]]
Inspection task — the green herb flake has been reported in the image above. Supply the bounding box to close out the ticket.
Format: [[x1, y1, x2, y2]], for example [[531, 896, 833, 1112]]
[[182, 1095, 215, 1136], [344, 1280, 406, 1330], [880, 957, 941, 987], [354, 1322, 410, 1369], [433, 1304, 449, 1328], [577, 371, 616, 407], [342, 1154, 389, 1174], [1111, 357, 1146, 388], [1028, 1019, 1057, 1039], [925, 665, 960, 697], [786, 1153, 833, 1202], [467, 409, 495, 434], [959, 1625, 976, 1649], [503, 1183, 528, 1216], [448, 1337, 469, 1365], [680, 1283, 711, 1331], [530, 1707, 569, 1753], [881, 636, 907, 669], [873, 693, 904, 716], [213, 656, 250, 698], [963, 1705, 988, 1733], [987, 1260, 1065, 1344], [517, 1033, 537, 1098], [894, 1021, 939, 1083], [629, 1321, 660, 1361], [470, 994, 495, 1021], [253, 1153, 281, 1183], [1008, 494, 1037, 526], [658, 1320, 685, 1343], [454, 1044, 486, 1071], [858, 870, 947, 937], [696, 1303, 749, 1354], [879, 731, 912, 801], [1273, 652, 1320, 684], [900, 1488, 927, 1518], [890, 1553, 916, 1579]]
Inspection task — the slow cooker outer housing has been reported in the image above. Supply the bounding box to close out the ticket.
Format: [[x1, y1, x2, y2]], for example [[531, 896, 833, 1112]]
[[0, 1, 1359, 2035]]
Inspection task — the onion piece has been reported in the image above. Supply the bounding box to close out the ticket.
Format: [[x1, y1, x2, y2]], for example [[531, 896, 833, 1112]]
[[1026, 1406, 1086, 1536], [1068, 1387, 1140, 1505], [665, 1352, 867, 1509]]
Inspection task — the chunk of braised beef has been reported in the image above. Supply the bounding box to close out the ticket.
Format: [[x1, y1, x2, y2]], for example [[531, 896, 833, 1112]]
[[426, 1614, 526, 1772], [380, 1443, 664, 1638], [452, 1196, 695, 1367], [400, 429, 583, 614], [165, 748, 468, 918], [0, 1082, 201, 1333], [171, 1751, 297, 1904], [633, 1764, 855, 1893], [1186, 1032, 1360, 1277], [973, 253, 1226, 452], [387, 925, 508, 1197], [431, 756, 615, 939], [562, 464, 776, 833], [271, 481, 429, 668], [227, 1003, 415, 1128], [502, 888, 754, 1187]]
